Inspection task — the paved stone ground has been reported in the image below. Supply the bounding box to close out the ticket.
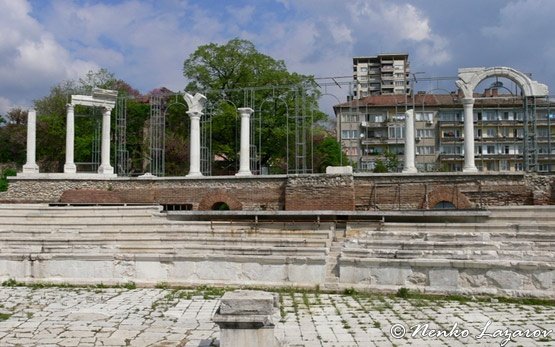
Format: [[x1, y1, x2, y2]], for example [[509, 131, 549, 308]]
[[0, 287, 553, 347]]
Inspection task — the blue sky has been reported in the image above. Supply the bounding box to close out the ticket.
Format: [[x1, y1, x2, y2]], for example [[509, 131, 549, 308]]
[[1, 0, 555, 115]]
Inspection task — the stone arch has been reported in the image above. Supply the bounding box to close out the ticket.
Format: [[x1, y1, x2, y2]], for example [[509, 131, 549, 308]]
[[456, 66, 548, 99], [197, 190, 243, 210], [455, 67, 549, 173], [421, 186, 471, 210]]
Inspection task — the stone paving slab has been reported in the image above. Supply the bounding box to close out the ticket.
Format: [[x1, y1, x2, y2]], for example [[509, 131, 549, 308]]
[[0, 287, 553, 346]]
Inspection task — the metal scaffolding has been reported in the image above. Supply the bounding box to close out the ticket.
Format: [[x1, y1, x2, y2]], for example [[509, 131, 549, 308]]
[[114, 96, 129, 175], [149, 95, 165, 176]]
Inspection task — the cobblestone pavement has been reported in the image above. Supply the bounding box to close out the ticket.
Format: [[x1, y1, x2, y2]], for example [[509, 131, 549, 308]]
[[0, 287, 553, 346]]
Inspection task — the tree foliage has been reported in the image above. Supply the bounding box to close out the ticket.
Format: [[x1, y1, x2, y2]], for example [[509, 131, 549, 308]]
[[183, 38, 329, 172], [373, 151, 400, 173]]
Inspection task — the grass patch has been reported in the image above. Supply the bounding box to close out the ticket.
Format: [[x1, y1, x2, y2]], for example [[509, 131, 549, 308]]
[[0, 313, 11, 321]]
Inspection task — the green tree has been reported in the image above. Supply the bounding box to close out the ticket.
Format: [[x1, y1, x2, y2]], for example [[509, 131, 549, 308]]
[[313, 131, 349, 172], [373, 151, 400, 173], [0, 108, 27, 165], [183, 38, 325, 172]]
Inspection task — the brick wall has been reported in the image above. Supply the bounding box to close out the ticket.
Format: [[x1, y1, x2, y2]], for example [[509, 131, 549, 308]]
[[1, 172, 553, 210], [285, 175, 355, 211]]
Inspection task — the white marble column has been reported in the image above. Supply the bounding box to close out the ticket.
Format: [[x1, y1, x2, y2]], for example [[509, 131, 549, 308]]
[[64, 104, 76, 173], [462, 98, 478, 172], [402, 109, 417, 173], [186, 111, 203, 177], [97, 107, 114, 175], [22, 109, 39, 174], [236, 107, 254, 177]]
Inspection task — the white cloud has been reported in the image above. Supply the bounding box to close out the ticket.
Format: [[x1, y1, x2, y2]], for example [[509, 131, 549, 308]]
[[226, 5, 256, 26], [0, 96, 14, 116], [0, 0, 98, 112]]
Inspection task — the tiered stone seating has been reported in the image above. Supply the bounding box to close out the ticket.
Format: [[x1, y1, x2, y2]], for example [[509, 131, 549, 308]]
[[338, 206, 555, 297], [0, 204, 332, 286]]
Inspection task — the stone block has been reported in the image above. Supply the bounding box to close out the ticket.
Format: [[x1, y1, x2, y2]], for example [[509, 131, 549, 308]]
[[486, 270, 524, 290], [325, 166, 353, 175], [429, 269, 459, 288], [219, 290, 275, 315]]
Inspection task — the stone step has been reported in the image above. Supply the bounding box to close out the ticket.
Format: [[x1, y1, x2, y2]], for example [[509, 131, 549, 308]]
[[382, 222, 555, 232], [29, 244, 329, 256], [345, 239, 554, 250], [0, 236, 329, 248], [0, 227, 332, 241], [342, 248, 555, 261], [355, 230, 555, 242]]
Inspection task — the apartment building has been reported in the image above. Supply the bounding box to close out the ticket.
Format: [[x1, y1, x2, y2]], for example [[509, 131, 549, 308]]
[[352, 53, 410, 98], [333, 89, 555, 172]]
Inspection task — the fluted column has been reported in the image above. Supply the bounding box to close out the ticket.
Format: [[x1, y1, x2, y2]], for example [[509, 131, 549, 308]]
[[22, 109, 39, 174], [462, 98, 478, 172], [64, 104, 76, 173], [236, 107, 254, 177], [97, 107, 114, 175], [186, 111, 203, 177], [402, 109, 417, 173]]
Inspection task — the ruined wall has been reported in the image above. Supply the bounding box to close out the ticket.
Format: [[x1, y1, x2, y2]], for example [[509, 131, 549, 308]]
[[1, 172, 553, 210], [285, 175, 355, 211], [353, 173, 553, 210], [0, 176, 286, 211]]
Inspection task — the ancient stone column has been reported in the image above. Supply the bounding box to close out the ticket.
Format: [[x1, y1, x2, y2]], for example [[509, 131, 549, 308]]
[[213, 290, 279, 347], [98, 107, 114, 175], [236, 107, 254, 177], [462, 98, 478, 172], [22, 109, 39, 174], [186, 111, 203, 177], [402, 109, 417, 173], [64, 104, 77, 173], [184, 92, 207, 178]]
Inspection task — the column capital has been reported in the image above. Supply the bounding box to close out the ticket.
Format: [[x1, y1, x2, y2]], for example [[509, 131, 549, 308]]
[[102, 106, 113, 114], [461, 97, 475, 105], [238, 107, 254, 117], [66, 103, 74, 111], [187, 110, 203, 119]]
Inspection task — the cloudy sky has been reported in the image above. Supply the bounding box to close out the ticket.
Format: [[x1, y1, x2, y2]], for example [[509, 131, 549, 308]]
[[1, 0, 554, 115]]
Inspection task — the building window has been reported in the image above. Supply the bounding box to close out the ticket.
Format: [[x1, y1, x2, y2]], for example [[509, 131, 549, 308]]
[[515, 162, 523, 171], [345, 147, 358, 156], [341, 130, 359, 139], [439, 112, 462, 122], [388, 125, 405, 139], [486, 128, 497, 138], [538, 128, 549, 138], [341, 114, 359, 123], [365, 114, 385, 123], [416, 146, 435, 155], [538, 164, 550, 172], [415, 112, 434, 121], [416, 129, 434, 138], [442, 129, 461, 138], [360, 161, 375, 171], [440, 145, 462, 155]]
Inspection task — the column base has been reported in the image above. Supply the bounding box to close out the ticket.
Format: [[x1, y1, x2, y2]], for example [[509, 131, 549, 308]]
[[235, 171, 253, 177], [402, 167, 418, 174], [97, 165, 114, 175], [186, 172, 203, 178], [463, 166, 478, 173], [63, 163, 77, 174], [22, 163, 39, 174]]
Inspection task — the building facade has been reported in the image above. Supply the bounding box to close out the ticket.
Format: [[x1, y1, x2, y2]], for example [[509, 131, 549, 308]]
[[334, 89, 555, 173], [352, 53, 410, 98]]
